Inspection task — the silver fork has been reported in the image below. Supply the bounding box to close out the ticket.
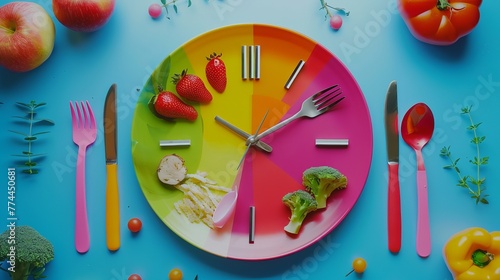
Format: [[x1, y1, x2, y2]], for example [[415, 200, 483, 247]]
[[253, 85, 344, 142], [70, 101, 97, 254]]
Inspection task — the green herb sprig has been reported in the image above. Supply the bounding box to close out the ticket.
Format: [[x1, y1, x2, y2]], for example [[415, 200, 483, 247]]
[[9, 101, 54, 175], [160, 0, 192, 19], [440, 106, 489, 204], [319, 0, 350, 18]]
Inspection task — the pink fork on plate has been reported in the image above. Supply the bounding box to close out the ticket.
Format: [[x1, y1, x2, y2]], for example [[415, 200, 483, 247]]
[[70, 101, 97, 253]]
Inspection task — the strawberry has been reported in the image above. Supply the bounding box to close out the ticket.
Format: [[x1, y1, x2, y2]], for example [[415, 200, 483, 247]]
[[172, 69, 213, 103], [153, 91, 198, 121], [205, 52, 227, 93]]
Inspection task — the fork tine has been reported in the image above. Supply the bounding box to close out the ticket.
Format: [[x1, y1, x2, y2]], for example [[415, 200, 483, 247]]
[[86, 101, 96, 130], [70, 102, 77, 126], [81, 101, 89, 129], [318, 96, 345, 113], [312, 84, 339, 100], [315, 91, 342, 109], [75, 102, 84, 128]]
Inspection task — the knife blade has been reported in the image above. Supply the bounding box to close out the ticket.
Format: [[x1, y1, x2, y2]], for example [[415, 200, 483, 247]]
[[384, 80, 401, 253], [104, 84, 120, 251]]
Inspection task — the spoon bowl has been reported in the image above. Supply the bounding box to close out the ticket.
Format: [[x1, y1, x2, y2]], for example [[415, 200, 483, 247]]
[[402, 103, 435, 155], [401, 102, 434, 258], [212, 190, 238, 228]]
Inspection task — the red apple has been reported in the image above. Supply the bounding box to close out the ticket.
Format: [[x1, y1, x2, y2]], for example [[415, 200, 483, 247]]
[[0, 2, 55, 72], [53, 0, 115, 32]]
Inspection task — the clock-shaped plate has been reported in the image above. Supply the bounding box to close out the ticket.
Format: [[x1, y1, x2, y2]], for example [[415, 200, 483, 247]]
[[131, 24, 373, 260]]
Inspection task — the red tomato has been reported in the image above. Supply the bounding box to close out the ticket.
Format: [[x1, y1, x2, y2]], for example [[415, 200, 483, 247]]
[[128, 218, 142, 233], [399, 0, 482, 45], [128, 274, 142, 280]]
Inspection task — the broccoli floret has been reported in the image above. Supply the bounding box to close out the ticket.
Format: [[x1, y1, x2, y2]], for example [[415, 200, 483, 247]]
[[282, 190, 318, 234], [0, 225, 54, 280], [302, 166, 347, 209]]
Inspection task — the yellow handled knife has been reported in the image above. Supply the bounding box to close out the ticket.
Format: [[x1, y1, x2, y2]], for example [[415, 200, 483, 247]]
[[103, 84, 120, 251]]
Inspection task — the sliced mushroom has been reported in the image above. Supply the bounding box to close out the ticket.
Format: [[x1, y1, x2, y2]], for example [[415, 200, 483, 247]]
[[157, 154, 187, 185]]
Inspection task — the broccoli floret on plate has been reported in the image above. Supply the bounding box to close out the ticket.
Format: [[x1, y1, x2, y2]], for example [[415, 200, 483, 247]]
[[282, 190, 318, 234], [302, 166, 347, 209]]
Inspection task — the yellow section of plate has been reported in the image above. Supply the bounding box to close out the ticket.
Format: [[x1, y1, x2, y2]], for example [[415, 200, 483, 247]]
[[182, 24, 254, 187]]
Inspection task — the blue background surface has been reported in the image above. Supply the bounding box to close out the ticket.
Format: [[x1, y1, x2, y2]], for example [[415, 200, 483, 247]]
[[1, 0, 499, 279]]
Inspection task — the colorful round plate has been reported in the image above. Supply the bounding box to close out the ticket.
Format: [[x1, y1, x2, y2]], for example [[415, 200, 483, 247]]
[[131, 24, 373, 260]]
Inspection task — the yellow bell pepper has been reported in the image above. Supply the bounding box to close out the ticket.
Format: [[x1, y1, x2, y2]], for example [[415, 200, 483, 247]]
[[443, 227, 500, 280]]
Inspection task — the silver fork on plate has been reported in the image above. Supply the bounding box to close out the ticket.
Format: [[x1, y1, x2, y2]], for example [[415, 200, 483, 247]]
[[70, 101, 97, 254], [252, 84, 344, 142]]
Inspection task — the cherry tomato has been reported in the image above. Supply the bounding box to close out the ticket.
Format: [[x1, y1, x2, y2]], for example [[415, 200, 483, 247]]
[[169, 268, 183, 280], [128, 218, 142, 233], [329, 15, 343, 30], [128, 274, 142, 280], [352, 257, 367, 273], [345, 257, 367, 277], [148, 3, 163, 18]]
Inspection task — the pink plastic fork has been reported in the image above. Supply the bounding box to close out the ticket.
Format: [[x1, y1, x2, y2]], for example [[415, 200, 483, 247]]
[[70, 101, 97, 253]]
